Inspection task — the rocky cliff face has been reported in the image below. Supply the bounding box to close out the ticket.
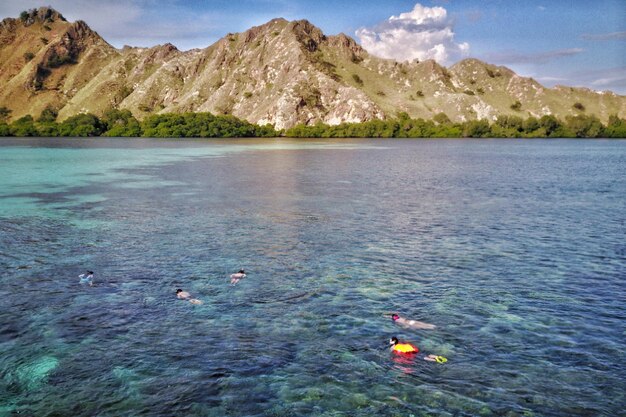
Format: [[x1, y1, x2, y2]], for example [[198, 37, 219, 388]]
[[1, 8, 624, 128], [0, 8, 117, 119]]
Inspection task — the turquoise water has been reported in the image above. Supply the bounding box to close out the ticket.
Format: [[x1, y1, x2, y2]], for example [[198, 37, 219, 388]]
[[0, 138, 624, 417]]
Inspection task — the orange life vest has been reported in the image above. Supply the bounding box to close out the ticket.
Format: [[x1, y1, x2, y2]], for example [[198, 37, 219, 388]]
[[392, 343, 418, 354]]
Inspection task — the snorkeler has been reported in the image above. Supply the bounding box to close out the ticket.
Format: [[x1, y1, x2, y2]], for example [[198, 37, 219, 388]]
[[389, 336, 419, 354], [391, 313, 436, 330], [230, 269, 246, 285], [78, 270, 94, 286], [176, 289, 202, 305], [389, 337, 447, 363]]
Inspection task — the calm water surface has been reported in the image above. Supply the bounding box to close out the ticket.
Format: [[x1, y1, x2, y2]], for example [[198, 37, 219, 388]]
[[0, 138, 624, 417]]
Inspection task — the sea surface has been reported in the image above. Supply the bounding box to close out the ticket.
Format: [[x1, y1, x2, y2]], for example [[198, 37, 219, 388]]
[[0, 138, 624, 417]]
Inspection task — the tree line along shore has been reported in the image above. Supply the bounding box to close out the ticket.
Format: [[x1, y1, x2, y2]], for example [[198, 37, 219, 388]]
[[1, 107, 625, 138]]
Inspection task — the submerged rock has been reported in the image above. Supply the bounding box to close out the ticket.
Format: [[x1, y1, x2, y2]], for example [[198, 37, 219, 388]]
[[12, 356, 59, 390]]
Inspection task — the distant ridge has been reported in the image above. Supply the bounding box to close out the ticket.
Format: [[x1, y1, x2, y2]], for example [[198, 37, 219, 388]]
[[0, 7, 624, 129]]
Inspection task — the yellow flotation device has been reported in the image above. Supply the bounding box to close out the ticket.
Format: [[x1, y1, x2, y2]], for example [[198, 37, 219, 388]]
[[392, 343, 418, 354], [435, 356, 447, 363]]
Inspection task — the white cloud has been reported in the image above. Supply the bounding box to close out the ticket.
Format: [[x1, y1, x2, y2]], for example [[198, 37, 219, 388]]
[[535, 76, 567, 83], [483, 48, 584, 65], [355, 3, 469, 65], [582, 67, 626, 92], [592, 76, 626, 88], [532, 67, 626, 94], [581, 31, 626, 41]]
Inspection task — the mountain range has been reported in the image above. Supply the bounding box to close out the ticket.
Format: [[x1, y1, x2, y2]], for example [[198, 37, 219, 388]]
[[1, 7, 624, 129]]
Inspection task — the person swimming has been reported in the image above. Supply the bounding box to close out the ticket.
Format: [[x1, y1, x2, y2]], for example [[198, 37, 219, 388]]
[[230, 269, 246, 285], [391, 313, 436, 330], [389, 336, 419, 354], [176, 289, 190, 299], [389, 336, 447, 363], [79, 271, 94, 286], [176, 289, 202, 305]]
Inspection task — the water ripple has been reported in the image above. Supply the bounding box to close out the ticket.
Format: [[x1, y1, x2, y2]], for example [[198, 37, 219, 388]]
[[0, 138, 625, 416]]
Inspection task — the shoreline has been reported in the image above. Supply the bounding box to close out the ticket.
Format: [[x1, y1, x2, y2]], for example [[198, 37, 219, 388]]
[[1, 111, 625, 139], [1, 136, 625, 140]]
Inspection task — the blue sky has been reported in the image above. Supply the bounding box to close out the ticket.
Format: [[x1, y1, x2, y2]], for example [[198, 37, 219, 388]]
[[1, 0, 624, 93]]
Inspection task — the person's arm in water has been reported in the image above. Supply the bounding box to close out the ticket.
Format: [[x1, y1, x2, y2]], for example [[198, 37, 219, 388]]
[[424, 354, 447, 363], [402, 318, 436, 329], [79, 274, 93, 286], [392, 314, 436, 329]]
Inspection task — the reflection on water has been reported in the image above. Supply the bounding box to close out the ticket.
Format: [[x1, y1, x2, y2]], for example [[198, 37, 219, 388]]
[[0, 138, 625, 417]]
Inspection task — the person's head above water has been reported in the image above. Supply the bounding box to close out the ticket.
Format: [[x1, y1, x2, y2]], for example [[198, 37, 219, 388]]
[[238, 269, 245, 274], [87, 271, 94, 275], [391, 314, 400, 321], [389, 336, 418, 353], [176, 289, 183, 294]]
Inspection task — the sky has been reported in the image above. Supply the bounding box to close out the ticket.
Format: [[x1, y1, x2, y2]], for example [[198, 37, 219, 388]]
[[1, 0, 624, 94]]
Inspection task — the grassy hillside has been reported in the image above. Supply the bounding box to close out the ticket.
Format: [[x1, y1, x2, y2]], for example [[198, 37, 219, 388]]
[[0, 7, 624, 129]]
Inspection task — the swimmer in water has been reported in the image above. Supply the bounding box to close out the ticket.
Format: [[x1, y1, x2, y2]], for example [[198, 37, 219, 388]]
[[423, 354, 446, 363], [78, 270, 94, 286], [176, 289, 202, 305], [389, 336, 419, 354], [230, 269, 246, 285], [389, 337, 447, 363], [391, 313, 436, 330]]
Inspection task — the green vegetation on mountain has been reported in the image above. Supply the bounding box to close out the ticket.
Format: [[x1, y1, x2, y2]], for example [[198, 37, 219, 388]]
[[605, 115, 626, 137], [141, 113, 277, 137], [0, 110, 278, 138], [285, 113, 625, 138], [0, 110, 624, 138], [7, 115, 36, 136], [0, 106, 11, 122], [102, 109, 142, 137]]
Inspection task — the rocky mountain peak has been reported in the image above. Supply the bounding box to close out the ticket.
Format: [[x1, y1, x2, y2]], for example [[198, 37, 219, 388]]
[[265, 17, 289, 27], [67, 20, 95, 39], [37, 20, 108, 73], [327, 33, 366, 61], [450, 58, 513, 79], [418, 59, 449, 78], [289, 19, 326, 52], [18, 7, 66, 26], [142, 43, 181, 63], [0, 9, 624, 127], [328, 33, 362, 51]]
